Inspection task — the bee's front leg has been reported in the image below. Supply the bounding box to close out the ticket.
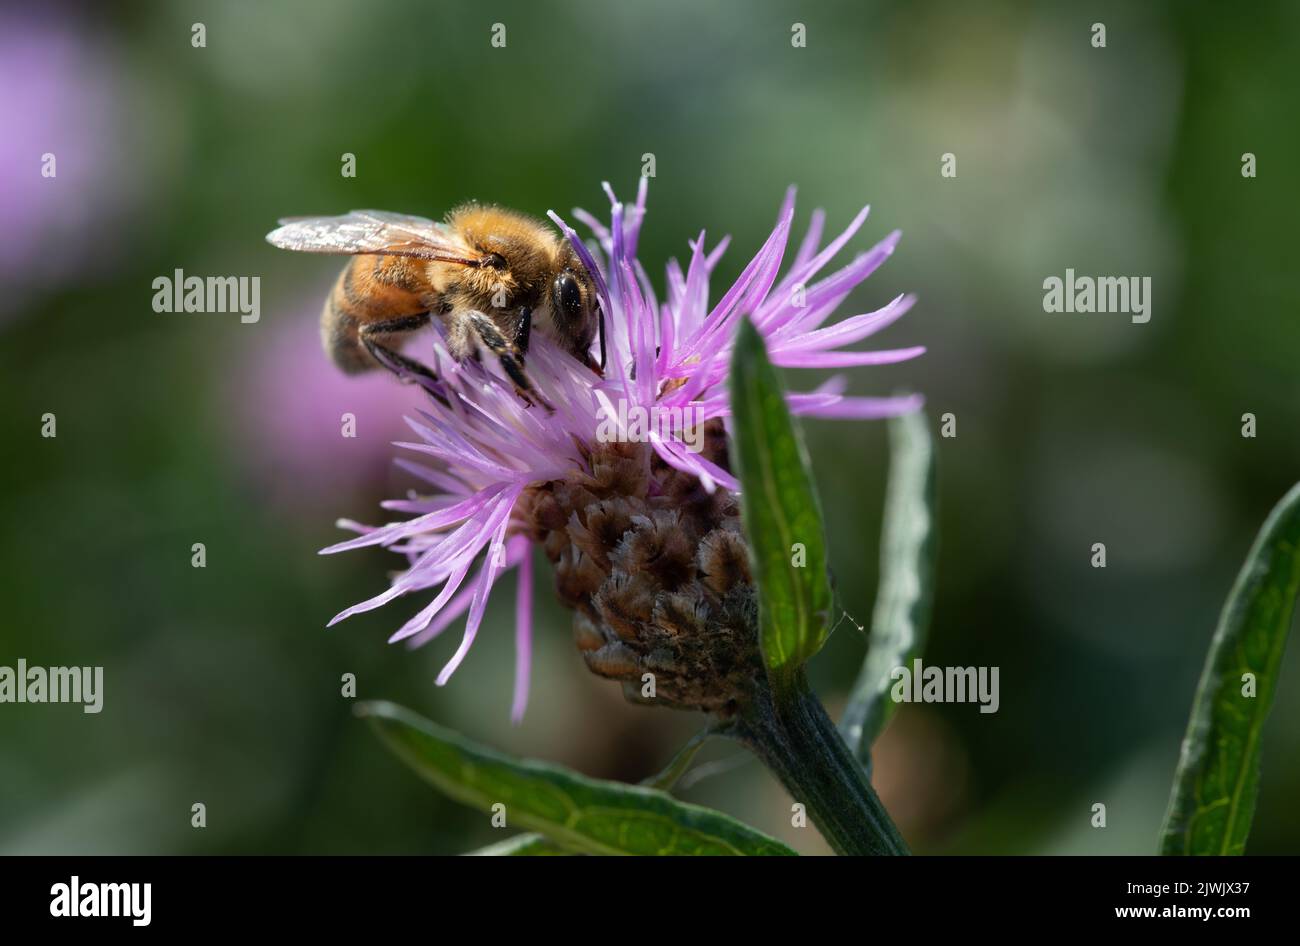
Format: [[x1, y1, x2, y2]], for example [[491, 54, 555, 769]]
[[466, 310, 554, 412], [512, 305, 533, 357]]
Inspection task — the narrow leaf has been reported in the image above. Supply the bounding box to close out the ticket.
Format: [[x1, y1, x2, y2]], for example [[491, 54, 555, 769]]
[[729, 318, 834, 680], [840, 410, 936, 762], [471, 728, 716, 854], [1160, 482, 1300, 855], [466, 834, 569, 856], [361, 701, 796, 856]]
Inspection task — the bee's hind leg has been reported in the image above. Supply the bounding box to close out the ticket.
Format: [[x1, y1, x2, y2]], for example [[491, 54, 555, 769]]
[[466, 310, 553, 412], [359, 313, 448, 404]]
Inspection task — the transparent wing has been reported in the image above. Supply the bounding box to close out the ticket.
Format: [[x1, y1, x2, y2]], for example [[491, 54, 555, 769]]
[[266, 210, 481, 265]]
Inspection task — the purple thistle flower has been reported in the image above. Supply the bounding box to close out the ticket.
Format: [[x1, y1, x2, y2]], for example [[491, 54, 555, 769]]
[[324, 181, 925, 721]]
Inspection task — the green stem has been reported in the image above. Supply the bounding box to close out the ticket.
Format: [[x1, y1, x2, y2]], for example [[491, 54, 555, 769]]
[[730, 672, 910, 856]]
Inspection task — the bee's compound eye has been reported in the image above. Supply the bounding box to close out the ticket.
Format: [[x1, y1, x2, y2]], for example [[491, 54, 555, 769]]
[[553, 272, 582, 320], [483, 252, 507, 270]]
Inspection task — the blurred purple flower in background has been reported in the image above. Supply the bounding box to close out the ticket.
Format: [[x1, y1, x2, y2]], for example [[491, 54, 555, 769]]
[[324, 181, 925, 720], [0, 8, 131, 318], [226, 307, 414, 511]]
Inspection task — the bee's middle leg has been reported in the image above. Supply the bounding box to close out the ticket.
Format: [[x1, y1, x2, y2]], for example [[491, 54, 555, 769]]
[[361, 314, 436, 379], [359, 313, 445, 396]]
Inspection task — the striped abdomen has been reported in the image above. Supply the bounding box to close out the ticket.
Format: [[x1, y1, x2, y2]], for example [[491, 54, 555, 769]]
[[321, 254, 439, 374]]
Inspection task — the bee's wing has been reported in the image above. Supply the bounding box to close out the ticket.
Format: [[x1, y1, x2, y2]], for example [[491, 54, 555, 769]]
[[266, 210, 482, 265]]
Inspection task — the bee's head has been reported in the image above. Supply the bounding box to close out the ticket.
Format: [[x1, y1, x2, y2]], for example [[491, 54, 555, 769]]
[[550, 261, 602, 365]]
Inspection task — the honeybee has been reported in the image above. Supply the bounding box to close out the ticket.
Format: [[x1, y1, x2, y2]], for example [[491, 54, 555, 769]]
[[266, 205, 605, 405]]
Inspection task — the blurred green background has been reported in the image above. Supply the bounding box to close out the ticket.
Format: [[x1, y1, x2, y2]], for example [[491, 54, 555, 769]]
[[3, 0, 1298, 855]]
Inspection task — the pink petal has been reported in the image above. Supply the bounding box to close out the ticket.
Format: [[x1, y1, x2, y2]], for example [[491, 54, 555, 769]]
[[511, 539, 534, 723], [774, 345, 927, 369]]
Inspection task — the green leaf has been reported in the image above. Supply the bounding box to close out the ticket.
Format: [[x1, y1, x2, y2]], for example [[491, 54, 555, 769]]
[[1160, 482, 1300, 855], [840, 410, 936, 763], [466, 834, 570, 856], [465, 727, 718, 855], [360, 701, 796, 856], [729, 318, 834, 681]]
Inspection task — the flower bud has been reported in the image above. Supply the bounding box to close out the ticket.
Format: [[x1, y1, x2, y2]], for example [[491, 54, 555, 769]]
[[522, 423, 762, 714]]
